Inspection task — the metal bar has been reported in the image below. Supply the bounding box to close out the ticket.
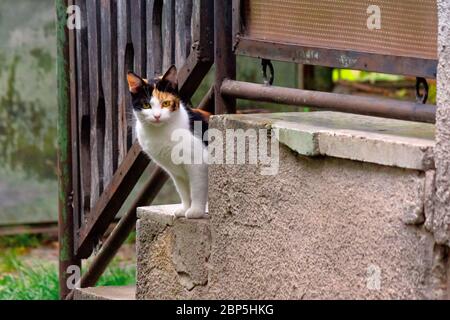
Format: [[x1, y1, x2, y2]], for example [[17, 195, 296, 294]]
[[235, 38, 438, 79], [76, 142, 150, 259], [214, 0, 236, 114], [56, 0, 81, 300], [66, 167, 169, 300], [221, 80, 436, 123]]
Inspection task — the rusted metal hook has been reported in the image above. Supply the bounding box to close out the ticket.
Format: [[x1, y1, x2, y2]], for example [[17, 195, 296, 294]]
[[416, 77, 429, 104], [261, 59, 274, 86]]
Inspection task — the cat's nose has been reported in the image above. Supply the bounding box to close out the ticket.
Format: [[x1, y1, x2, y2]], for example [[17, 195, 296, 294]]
[[154, 114, 161, 121]]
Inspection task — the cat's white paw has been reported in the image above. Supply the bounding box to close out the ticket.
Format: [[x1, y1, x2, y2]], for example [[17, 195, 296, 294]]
[[174, 207, 187, 218], [185, 208, 207, 219]]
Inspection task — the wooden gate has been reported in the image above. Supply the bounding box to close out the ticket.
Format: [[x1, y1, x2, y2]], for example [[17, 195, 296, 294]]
[[57, 0, 213, 299]]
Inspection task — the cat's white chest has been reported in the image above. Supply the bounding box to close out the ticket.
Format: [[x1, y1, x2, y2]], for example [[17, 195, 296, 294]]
[[136, 124, 176, 164]]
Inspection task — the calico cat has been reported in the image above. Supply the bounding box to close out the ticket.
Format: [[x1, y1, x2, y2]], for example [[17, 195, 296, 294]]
[[127, 66, 210, 219]]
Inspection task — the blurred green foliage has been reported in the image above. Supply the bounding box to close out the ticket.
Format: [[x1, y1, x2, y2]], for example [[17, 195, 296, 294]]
[[0, 254, 136, 300], [192, 57, 302, 112]]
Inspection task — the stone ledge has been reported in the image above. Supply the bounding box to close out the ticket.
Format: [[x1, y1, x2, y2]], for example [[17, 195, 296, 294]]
[[74, 286, 135, 300], [137, 204, 209, 222], [211, 111, 435, 171]]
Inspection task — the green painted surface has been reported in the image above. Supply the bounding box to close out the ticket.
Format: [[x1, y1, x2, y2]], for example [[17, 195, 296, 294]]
[[0, 0, 58, 225]]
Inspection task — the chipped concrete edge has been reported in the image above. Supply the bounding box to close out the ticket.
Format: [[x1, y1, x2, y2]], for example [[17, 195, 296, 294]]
[[211, 113, 435, 171]]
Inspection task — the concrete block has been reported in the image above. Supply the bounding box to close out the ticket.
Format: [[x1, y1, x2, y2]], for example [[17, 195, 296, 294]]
[[136, 205, 211, 300], [204, 113, 446, 299]]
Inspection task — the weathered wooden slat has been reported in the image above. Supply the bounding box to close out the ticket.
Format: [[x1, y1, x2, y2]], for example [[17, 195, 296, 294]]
[[162, 0, 175, 71], [178, 0, 214, 99], [76, 142, 150, 259], [86, 0, 102, 209], [75, 0, 91, 224], [117, 0, 131, 163], [130, 0, 146, 76], [191, 0, 214, 57], [100, 0, 119, 187], [129, 0, 146, 143], [146, 0, 163, 78], [232, 0, 241, 44], [175, 0, 193, 68]]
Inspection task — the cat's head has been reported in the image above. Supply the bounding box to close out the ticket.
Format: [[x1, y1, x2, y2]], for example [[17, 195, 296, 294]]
[[127, 65, 180, 126]]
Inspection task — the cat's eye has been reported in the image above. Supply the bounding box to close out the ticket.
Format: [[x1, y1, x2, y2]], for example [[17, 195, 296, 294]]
[[162, 100, 171, 108], [142, 103, 151, 109]]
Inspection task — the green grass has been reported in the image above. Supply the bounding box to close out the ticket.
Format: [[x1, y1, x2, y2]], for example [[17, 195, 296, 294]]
[[0, 249, 136, 300], [0, 259, 60, 300], [0, 234, 43, 248]]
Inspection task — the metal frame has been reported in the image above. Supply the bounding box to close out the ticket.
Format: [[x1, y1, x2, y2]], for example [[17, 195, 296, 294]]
[[232, 0, 438, 79], [212, 0, 438, 123], [235, 38, 438, 79]]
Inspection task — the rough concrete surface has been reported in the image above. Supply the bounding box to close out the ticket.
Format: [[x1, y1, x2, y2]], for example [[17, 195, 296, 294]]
[[136, 205, 211, 300], [135, 112, 448, 300], [207, 114, 446, 299], [433, 1, 450, 246]]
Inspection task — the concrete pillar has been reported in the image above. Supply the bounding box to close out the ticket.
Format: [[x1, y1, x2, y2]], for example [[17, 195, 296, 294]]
[[433, 1, 450, 245]]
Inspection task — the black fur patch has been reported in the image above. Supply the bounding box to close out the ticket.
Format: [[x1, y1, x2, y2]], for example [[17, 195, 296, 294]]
[[130, 80, 155, 111], [185, 105, 209, 146], [155, 79, 178, 96]]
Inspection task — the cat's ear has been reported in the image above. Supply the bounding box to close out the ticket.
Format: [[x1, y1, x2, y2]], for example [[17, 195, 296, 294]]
[[161, 65, 178, 91], [127, 72, 144, 94]]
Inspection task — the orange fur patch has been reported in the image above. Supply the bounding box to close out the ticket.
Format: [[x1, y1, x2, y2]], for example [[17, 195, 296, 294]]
[[153, 89, 180, 112], [190, 108, 211, 122], [127, 73, 142, 93]]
